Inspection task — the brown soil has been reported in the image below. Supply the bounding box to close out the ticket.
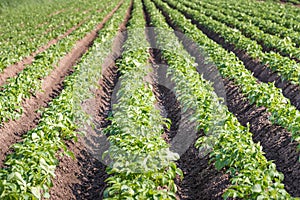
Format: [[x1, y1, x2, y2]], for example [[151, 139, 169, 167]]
[[154, 1, 300, 198], [0, 17, 85, 87], [143, 2, 234, 199], [47, 1, 132, 199], [150, 57, 233, 200], [151, 73, 232, 200], [48, 137, 109, 200], [225, 79, 300, 197], [48, 9, 66, 17], [169, 2, 300, 110], [0, 1, 124, 168]]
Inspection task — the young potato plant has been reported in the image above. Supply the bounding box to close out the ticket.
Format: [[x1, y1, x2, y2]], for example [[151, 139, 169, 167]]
[[103, 1, 182, 199], [212, 0, 300, 33], [0, 1, 128, 199], [145, 0, 295, 199], [0, 0, 106, 72], [173, 0, 300, 86], [0, 0, 116, 125], [200, 1, 300, 46], [163, 0, 300, 148], [181, 0, 300, 61]]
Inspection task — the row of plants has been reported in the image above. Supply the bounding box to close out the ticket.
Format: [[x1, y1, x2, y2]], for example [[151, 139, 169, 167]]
[[0, 1, 130, 199], [0, 0, 107, 71], [251, 0, 300, 21], [0, 1, 119, 124], [262, 0, 300, 17], [280, 0, 300, 4], [183, 0, 300, 61], [0, 0, 63, 11], [103, 0, 182, 198], [163, 0, 300, 145], [195, 0, 300, 47], [206, 0, 300, 35], [145, 0, 294, 199], [177, 0, 300, 86], [277, 0, 300, 4]]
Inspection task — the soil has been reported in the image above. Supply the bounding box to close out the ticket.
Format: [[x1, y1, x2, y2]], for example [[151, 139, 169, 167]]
[[47, 1, 132, 199], [0, 16, 85, 87], [48, 137, 109, 200], [225, 79, 300, 197], [0, 1, 124, 168], [48, 9, 66, 17], [169, 2, 300, 110], [143, 2, 235, 199], [154, 1, 300, 198]]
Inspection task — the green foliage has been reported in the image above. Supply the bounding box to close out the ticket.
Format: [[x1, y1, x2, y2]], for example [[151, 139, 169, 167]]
[[102, 1, 182, 199], [0, 0, 128, 199], [164, 0, 300, 145], [146, 0, 295, 199], [178, 0, 300, 85], [0, 0, 116, 124]]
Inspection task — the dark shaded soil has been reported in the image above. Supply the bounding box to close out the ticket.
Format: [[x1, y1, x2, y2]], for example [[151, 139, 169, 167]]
[[0, 1, 124, 168], [225, 79, 300, 197], [165, 0, 300, 110], [143, 2, 234, 199], [153, 1, 300, 198], [150, 58, 232, 200], [278, 0, 300, 7], [48, 1, 131, 199], [176, 144, 232, 200], [49, 137, 109, 200]]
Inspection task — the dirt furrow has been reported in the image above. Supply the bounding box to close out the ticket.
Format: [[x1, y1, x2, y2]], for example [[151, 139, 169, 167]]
[[157, 2, 300, 197], [48, 1, 132, 199], [225, 79, 300, 197], [164, 1, 300, 110], [0, 13, 87, 86], [143, 2, 234, 199], [0, 1, 124, 168]]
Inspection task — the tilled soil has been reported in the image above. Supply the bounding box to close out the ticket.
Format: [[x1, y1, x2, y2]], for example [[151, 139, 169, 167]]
[[144, 3, 234, 197], [48, 1, 131, 199], [153, 1, 300, 198], [170, 1, 300, 110], [225, 79, 300, 197], [48, 137, 109, 200], [0, 1, 123, 168]]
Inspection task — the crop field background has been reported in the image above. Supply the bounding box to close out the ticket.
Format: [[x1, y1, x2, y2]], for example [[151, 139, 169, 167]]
[[0, 0, 300, 199]]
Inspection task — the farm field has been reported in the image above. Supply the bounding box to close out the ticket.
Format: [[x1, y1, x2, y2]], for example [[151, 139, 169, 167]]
[[0, 0, 299, 199]]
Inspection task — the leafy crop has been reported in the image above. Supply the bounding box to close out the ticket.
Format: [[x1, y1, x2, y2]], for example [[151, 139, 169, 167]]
[[0, 1, 127, 199], [0, 0, 115, 124], [146, 0, 295, 199], [163, 0, 300, 147], [175, 0, 300, 86], [103, 1, 182, 199]]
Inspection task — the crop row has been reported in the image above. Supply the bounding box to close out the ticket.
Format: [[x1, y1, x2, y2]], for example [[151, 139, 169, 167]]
[[217, 0, 300, 33], [198, 0, 300, 47], [0, 1, 119, 124], [189, 0, 300, 61], [144, 0, 294, 199], [179, 0, 300, 86], [162, 0, 300, 147], [0, 0, 108, 71], [0, 1, 128, 199], [103, 0, 182, 198]]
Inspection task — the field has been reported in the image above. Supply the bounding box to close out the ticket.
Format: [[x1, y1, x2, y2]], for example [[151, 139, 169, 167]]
[[0, 0, 300, 199]]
